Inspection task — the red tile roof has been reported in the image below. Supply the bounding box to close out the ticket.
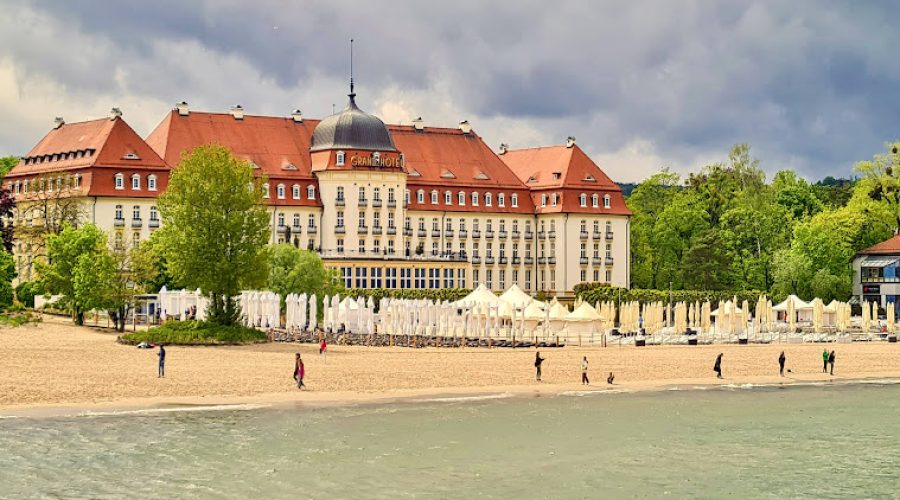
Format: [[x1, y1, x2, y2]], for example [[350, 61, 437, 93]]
[[500, 145, 631, 216], [858, 234, 900, 255]]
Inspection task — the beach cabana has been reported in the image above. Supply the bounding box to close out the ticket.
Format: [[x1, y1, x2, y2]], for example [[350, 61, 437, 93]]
[[773, 295, 813, 323], [499, 284, 535, 308], [564, 302, 602, 339]]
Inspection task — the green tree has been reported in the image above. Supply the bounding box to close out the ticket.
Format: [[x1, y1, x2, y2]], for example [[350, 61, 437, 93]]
[[650, 191, 710, 288], [772, 248, 813, 299], [771, 170, 823, 220], [681, 229, 735, 290], [36, 224, 107, 324], [720, 201, 792, 291], [73, 246, 136, 332], [157, 145, 270, 326], [0, 156, 17, 179], [0, 250, 16, 309], [267, 244, 344, 312], [854, 142, 900, 231], [130, 230, 178, 293], [626, 169, 681, 288]]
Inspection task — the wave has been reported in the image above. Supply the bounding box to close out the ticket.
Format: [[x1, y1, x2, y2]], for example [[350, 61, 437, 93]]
[[413, 393, 513, 403], [76, 403, 271, 418], [560, 389, 630, 397]]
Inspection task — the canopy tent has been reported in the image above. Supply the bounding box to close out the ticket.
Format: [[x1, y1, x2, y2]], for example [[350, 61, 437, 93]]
[[499, 284, 537, 308], [774, 295, 814, 323], [454, 285, 501, 307]]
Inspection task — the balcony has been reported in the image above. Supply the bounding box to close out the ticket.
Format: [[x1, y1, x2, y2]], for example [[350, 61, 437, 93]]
[[372, 199, 382, 208], [512, 256, 521, 265], [358, 198, 367, 207], [512, 230, 520, 239], [593, 231, 602, 239], [387, 227, 397, 235], [471, 256, 481, 264], [524, 231, 534, 240], [548, 230, 556, 239], [358, 226, 369, 235], [537, 230, 545, 239], [445, 229, 454, 237], [606, 231, 614, 240], [149, 219, 160, 228], [431, 229, 441, 237], [485, 230, 495, 239], [605, 257, 614, 266], [335, 197, 345, 207], [276, 225, 287, 234], [131, 218, 143, 228], [580, 231, 588, 239], [580, 257, 589, 265], [114, 218, 125, 227], [472, 230, 481, 238], [538, 257, 547, 264], [372, 226, 383, 235], [387, 200, 396, 208], [335, 225, 346, 234], [307, 226, 317, 234], [485, 257, 495, 265], [499, 257, 508, 265], [524, 256, 534, 265], [592, 257, 603, 265], [498, 230, 508, 239], [404, 228, 413, 236], [458, 229, 468, 238], [418, 229, 427, 238], [292, 224, 302, 234]]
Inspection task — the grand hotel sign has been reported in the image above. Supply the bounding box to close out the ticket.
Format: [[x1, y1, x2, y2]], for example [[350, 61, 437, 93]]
[[349, 152, 403, 168]]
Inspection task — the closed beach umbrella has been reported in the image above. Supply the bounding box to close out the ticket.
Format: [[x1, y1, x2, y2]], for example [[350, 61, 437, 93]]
[[309, 294, 317, 332]]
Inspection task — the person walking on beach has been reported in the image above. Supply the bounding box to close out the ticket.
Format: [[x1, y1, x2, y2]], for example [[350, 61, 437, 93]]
[[714, 353, 723, 379], [534, 352, 545, 382], [822, 348, 829, 373], [581, 356, 590, 385], [779, 351, 786, 377], [319, 338, 327, 355], [607, 372, 615, 385], [294, 353, 306, 389], [828, 350, 836, 375], [157, 344, 166, 378]]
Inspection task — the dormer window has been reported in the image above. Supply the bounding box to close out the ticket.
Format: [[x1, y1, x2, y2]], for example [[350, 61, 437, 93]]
[[405, 189, 410, 205], [307, 185, 316, 200], [540, 194, 547, 207], [292, 184, 300, 199], [417, 190, 425, 204], [551, 193, 558, 207], [552, 172, 561, 181], [148, 175, 157, 191], [122, 152, 140, 160], [277, 184, 286, 199], [431, 190, 438, 204], [580, 193, 587, 207], [132, 174, 141, 190], [471, 192, 479, 206], [336, 151, 345, 166], [498, 193, 505, 207], [584, 175, 596, 182], [445, 191, 452, 204], [603, 194, 611, 209], [262, 183, 270, 198], [511, 194, 519, 207], [458, 191, 466, 205], [485, 193, 492, 206], [115, 173, 124, 190]]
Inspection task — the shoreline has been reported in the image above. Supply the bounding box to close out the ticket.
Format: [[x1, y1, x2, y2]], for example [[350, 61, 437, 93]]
[[4, 371, 900, 419]]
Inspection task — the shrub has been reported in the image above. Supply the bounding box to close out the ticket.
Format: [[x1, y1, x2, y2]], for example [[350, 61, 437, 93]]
[[574, 283, 765, 313], [344, 288, 470, 309], [14, 281, 43, 308], [120, 320, 267, 345]]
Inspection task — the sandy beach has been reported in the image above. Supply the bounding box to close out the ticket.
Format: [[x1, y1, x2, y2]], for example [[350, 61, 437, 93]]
[[2, 315, 899, 415]]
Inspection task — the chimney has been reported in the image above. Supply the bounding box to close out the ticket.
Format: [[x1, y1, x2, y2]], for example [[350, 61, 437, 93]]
[[291, 109, 303, 123], [566, 136, 576, 148], [412, 116, 424, 131], [458, 120, 472, 134], [498, 143, 509, 155], [53, 117, 65, 129], [230, 104, 244, 120], [109, 107, 123, 120], [175, 101, 189, 116]]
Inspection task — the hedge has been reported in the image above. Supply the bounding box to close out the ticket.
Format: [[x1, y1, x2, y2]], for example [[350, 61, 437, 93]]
[[574, 283, 765, 313], [120, 320, 267, 345], [344, 288, 471, 305]]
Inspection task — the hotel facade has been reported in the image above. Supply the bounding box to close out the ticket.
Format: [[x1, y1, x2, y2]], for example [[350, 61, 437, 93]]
[[6, 92, 631, 298]]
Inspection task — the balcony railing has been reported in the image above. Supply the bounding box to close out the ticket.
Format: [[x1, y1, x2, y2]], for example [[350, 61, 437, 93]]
[[358, 198, 367, 207], [276, 225, 287, 234], [372, 199, 382, 208], [404, 228, 413, 236], [498, 230, 508, 239], [418, 229, 427, 237], [358, 226, 369, 235], [372, 226, 383, 235], [524, 256, 533, 265], [580, 231, 588, 239], [335, 198, 345, 207], [524, 231, 534, 240], [580, 257, 589, 265], [512, 257, 521, 265], [605, 257, 614, 265], [537, 231, 545, 239], [471, 256, 481, 264], [445, 229, 454, 237], [458, 229, 468, 238], [335, 226, 346, 234], [431, 230, 441, 237], [548, 256, 557, 264], [307, 226, 317, 234], [538, 257, 547, 264], [387, 200, 396, 208], [386, 227, 397, 235], [512, 231, 520, 239], [472, 230, 481, 238], [592, 257, 603, 265], [131, 218, 142, 228], [499, 257, 508, 265], [548, 230, 556, 239], [114, 218, 125, 227], [606, 231, 614, 240], [485, 256, 495, 265], [149, 219, 160, 228], [593, 231, 602, 239]]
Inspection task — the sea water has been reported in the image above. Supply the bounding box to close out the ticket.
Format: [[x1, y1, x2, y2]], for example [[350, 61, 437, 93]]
[[1, 383, 899, 498]]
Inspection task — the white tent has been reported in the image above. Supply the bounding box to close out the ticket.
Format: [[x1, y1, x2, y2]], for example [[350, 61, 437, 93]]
[[774, 295, 813, 323], [454, 284, 501, 308], [499, 284, 535, 308]]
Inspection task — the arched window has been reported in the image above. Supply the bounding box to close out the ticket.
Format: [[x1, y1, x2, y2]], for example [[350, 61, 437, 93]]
[[485, 193, 492, 206], [131, 174, 141, 190], [540, 194, 547, 207], [579, 193, 587, 207], [336, 151, 345, 166], [276, 183, 286, 199], [511, 194, 519, 207], [498, 193, 505, 207], [445, 190, 452, 204], [405, 189, 410, 204], [592, 194, 599, 208], [114, 204, 123, 220], [551, 193, 558, 207], [292, 184, 300, 199], [431, 190, 438, 204], [471, 192, 479, 206], [603, 194, 611, 208], [148, 174, 157, 191], [114, 173, 124, 190], [417, 190, 425, 203], [307, 185, 316, 200], [458, 191, 466, 205]]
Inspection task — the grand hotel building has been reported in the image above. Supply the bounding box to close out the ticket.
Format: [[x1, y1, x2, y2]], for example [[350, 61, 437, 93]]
[[6, 92, 631, 297]]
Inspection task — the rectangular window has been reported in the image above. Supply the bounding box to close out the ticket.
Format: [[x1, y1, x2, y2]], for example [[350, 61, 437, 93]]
[[337, 238, 344, 253], [457, 269, 466, 288], [606, 270, 612, 282], [401, 268, 411, 288], [370, 267, 382, 289], [342, 267, 352, 288], [444, 268, 454, 288], [386, 267, 397, 288]]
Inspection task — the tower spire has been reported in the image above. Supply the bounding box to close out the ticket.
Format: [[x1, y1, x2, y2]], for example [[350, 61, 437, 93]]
[[348, 38, 356, 102]]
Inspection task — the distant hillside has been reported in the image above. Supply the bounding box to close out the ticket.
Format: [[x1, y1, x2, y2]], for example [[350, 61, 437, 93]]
[[617, 182, 638, 197]]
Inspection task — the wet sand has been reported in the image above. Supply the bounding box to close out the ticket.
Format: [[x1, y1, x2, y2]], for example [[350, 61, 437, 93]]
[[2, 315, 899, 415]]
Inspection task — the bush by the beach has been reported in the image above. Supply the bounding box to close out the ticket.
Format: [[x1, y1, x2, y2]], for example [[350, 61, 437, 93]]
[[120, 320, 267, 345], [14, 281, 43, 308], [345, 287, 470, 304], [0, 303, 43, 327], [574, 283, 766, 312]]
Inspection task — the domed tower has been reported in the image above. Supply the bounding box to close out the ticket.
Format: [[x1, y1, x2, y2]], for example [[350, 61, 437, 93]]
[[311, 88, 407, 261]]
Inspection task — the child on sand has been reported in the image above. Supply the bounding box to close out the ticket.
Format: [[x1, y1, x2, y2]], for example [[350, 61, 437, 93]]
[[534, 352, 545, 382], [714, 353, 723, 379], [294, 353, 306, 389], [779, 351, 786, 377], [581, 356, 589, 385]]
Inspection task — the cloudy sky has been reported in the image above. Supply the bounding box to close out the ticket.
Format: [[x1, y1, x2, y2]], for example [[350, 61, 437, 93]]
[[1, 0, 898, 182]]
